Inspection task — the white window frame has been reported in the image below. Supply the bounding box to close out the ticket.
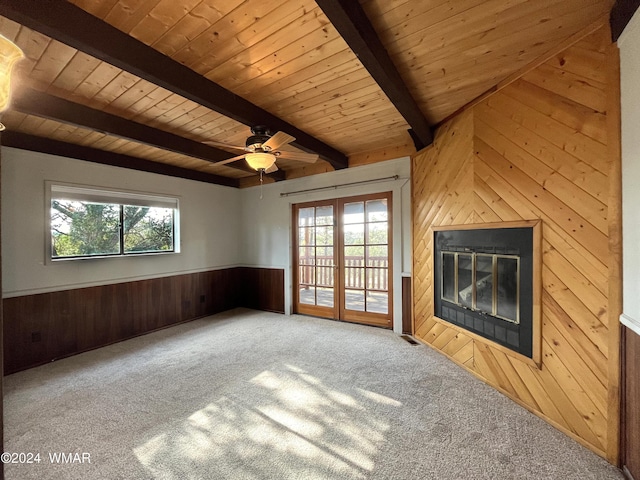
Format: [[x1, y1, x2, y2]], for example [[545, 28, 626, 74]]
[[46, 181, 181, 263]]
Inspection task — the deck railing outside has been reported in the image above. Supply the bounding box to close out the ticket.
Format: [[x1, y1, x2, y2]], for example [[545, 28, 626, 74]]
[[299, 255, 388, 290]]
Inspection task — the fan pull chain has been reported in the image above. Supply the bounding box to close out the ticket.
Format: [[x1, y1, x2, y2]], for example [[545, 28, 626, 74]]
[[259, 169, 264, 199]]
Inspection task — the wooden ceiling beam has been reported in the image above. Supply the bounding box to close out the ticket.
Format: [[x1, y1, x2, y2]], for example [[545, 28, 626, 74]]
[[0, 0, 348, 171], [315, 0, 433, 150], [610, 0, 640, 41], [1, 131, 240, 188], [11, 88, 286, 181]]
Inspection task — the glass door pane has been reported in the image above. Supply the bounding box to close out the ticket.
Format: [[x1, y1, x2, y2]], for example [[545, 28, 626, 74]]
[[343, 201, 366, 312], [475, 254, 494, 313], [342, 197, 391, 319], [295, 204, 336, 316], [441, 253, 456, 302], [457, 253, 473, 309], [497, 257, 519, 323]]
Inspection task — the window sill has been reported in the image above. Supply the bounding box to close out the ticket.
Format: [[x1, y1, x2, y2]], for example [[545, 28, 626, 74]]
[[48, 250, 179, 264]]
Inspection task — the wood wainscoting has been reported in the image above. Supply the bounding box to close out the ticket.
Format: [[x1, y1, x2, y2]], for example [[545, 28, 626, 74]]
[[412, 25, 621, 461], [238, 267, 285, 314], [3, 266, 284, 374], [623, 326, 640, 480]]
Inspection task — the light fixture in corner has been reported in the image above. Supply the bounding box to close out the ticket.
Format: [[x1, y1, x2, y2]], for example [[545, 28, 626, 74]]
[[245, 151, 276, 171], [0, 34, 24, 131]]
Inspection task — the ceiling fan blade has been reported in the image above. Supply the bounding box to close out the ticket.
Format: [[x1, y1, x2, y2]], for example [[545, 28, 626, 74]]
[[276, 150, 318, 163], [203, 140, 246, 151], [263, 131, 295, 151], [264, 163, 279, 174], [210, 154, 247, 166]]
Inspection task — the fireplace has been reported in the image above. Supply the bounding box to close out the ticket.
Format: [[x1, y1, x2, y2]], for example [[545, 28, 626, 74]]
[[433, 223, 539, 358]]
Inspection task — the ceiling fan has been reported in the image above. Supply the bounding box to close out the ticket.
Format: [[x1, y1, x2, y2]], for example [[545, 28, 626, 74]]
[[205, 125, 318, 174]]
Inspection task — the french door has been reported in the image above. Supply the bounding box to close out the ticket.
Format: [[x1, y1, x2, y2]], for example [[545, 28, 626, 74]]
[[293, 192, 392, 328]]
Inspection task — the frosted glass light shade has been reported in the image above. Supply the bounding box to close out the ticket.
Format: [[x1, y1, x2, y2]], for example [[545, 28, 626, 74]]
[[245, 152, 276, 171], [0, 34, 23, 113]]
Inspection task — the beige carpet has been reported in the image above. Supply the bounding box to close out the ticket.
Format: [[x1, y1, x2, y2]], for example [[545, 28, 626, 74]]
[[4, 308, 623, 479]]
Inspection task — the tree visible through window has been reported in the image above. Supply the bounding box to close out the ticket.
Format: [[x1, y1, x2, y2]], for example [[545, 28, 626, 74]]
[[50, 185, 177, 259], [123, 205, 174, 253]]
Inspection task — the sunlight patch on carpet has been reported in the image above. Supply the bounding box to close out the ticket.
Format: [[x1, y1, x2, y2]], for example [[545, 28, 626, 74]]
[[133, 363, 402, 478]]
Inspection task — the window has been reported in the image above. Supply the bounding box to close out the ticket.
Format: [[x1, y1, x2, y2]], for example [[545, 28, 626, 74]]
[[49, 184, 179, 260]]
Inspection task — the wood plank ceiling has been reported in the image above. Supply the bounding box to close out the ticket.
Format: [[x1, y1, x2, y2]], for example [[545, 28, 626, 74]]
[[0, 0, 614, 187]]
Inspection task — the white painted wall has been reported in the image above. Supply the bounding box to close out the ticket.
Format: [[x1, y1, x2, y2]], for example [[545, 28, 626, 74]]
[[1, 147, 242, 297], [1, 146, 412, 331], [238, 157, 412, 332], [619, 10, 640, 336]]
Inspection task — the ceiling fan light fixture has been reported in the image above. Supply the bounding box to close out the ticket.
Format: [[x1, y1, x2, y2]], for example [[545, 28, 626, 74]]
[[245, 152, 276, 171]]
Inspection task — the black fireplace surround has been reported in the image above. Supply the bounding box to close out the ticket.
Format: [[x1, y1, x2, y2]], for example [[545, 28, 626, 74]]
[[434, 226, 534, 358]]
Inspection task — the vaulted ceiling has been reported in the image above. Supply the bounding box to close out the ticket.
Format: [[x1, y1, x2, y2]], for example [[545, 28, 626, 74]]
[[0, 0, 615, 187]]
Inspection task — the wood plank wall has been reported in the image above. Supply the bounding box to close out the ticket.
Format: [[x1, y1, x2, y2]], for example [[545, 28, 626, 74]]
[[3, 267, 284, 374], [411, 26, 621, 461]]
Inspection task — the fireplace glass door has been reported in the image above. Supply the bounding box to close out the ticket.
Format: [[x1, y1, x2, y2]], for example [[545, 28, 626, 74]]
[[441, 253, 456, 303], [475, 254, 494, 313], [497, 257, 519, 323], [439, 251, 519, 324], [434, 225, 535, 358], [457, 253, 473, 308]]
